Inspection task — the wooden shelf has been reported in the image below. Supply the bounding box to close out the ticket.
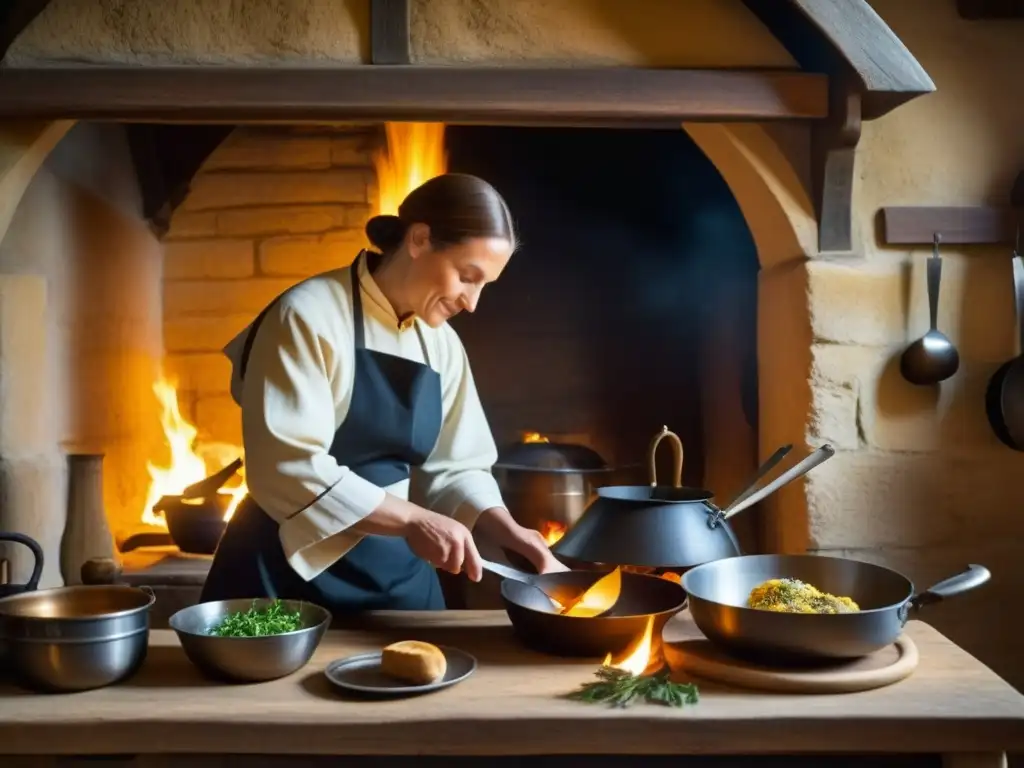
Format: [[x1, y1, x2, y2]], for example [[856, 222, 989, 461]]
[[880, 206, 1019, 246]]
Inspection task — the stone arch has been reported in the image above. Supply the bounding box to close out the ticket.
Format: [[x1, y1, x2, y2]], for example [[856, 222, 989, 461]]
[[0, 120, 75, 246], [683, 122, 816, 553]]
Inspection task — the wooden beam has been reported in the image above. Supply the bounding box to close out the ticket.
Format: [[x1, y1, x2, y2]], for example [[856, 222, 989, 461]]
[[741, 0, 935, 120], [0, 66, 828, 123], [370, 0, 411, 65], [0, 0, 50, 62], [880, 207, 1019, 246], [812, 79, 861, 253], [957, 0, 1024, 18]]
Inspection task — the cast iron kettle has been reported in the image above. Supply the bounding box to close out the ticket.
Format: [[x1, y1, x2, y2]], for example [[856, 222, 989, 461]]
[[552, 427, 836, 570], [0, 533, 43, 599]]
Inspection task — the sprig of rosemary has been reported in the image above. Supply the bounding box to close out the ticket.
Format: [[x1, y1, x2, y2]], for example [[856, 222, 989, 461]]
[[566, 666, 699, 709], [208, 599, 303, 637]]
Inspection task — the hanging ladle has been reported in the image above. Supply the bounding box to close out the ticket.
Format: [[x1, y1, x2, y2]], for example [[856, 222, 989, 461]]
[[900, 232, 961, 385]]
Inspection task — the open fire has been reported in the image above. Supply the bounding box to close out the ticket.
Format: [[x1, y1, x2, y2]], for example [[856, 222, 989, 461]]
[[139, 378, 246, 529]]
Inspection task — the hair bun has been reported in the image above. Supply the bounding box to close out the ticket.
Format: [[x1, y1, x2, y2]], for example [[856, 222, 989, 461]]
[[365, 214, 408, 253]]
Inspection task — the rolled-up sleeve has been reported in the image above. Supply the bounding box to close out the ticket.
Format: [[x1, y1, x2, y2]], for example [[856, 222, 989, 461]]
[[239, 296, 385, 558], [415, 325, 506, 530]]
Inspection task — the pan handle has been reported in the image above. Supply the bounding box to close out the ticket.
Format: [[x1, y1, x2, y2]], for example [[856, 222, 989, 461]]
[[707, 444, 836, 528], [479, 558, 537, 585], [647, 425, 683, 489], [716, 444, 794, 514], [899, 564, 991, 625]]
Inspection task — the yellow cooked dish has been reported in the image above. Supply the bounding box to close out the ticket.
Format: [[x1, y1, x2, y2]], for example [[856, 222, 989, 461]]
[[747, 578, 860, 614]]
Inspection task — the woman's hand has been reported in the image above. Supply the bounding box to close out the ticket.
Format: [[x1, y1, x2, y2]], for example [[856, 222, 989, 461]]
[[403, 507, 484, 582], [474, 507, 570, 575], [355, 494, 483, 581]]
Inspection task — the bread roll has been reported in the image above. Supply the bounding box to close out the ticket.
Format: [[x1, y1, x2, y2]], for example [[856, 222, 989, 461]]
[[380, 640, 447, 685]]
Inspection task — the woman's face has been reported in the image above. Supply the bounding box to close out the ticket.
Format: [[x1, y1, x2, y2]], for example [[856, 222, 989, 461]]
[[406, 223, 514, 327]]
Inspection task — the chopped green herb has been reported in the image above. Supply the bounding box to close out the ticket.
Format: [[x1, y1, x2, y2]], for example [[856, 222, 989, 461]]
[[208, 599, 304, 637], [567, 666, 699, 709]]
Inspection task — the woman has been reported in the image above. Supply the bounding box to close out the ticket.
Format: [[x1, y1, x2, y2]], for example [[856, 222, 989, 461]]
[[201, 173, 566, 613]]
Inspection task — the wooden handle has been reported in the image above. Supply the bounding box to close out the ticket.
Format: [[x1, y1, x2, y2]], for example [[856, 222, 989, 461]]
[[647, 426, 683, 488]]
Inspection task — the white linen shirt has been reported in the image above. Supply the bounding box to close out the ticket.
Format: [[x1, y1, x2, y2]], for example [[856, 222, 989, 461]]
[[222, 255, 507, 582]]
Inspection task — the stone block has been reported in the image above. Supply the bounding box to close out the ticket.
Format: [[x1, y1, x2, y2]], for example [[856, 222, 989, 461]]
[[165, 210, 217, 239], [808, 383, 860, 450], [203, 132, 333, 171], [331, 134, 376, 166], [164, 278, 300, 317], [214, 204, 371, 237], [163, 240, 254, 279], [165, 353, 232, 395], [164, 315, 255, 353], [0, 275, 51, 457], [807, 260, 908, 346], [183, 170, 371, 211], [259, 230, 367, 276], [805, 448, 1024, 550], [195, 395, 242, 447], [810, 343, 999, 453]]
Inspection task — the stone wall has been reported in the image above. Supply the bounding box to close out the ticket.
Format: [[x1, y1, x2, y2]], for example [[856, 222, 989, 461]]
[[5, 0, 795, 69], [800, 0, 1024, 692], [162, 127, 379, 446], [0, 123, 165, 586]]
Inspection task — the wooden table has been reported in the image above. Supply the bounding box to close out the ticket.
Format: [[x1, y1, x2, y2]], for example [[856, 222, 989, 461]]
[[0, 610, 1021, 767]]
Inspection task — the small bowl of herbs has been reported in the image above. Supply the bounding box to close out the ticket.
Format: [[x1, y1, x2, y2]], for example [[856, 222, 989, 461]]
[[169, 597, 332, 683]]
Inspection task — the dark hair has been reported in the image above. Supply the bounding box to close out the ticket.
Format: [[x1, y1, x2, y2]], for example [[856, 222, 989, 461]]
[[365, 173, 516, 255]]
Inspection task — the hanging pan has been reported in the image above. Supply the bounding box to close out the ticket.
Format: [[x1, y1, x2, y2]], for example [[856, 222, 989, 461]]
[[986, 229, 1024, 450]]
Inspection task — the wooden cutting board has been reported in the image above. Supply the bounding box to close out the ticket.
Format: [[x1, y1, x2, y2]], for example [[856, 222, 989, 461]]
[[662, 612, 919, 694]]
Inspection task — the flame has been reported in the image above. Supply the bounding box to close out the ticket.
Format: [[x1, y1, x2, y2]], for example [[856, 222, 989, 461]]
[[562, 567, 622, 618], [140, 378, 247, 528], [373, 122, 448, 217], [602, 614, 655, 677], [522, 431, 550, 444], [539, 520, 567, 546]]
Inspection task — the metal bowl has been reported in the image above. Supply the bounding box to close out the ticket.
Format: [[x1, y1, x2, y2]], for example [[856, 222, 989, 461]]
[[169, 598, 331, 682], [0, 584, 156, 692]]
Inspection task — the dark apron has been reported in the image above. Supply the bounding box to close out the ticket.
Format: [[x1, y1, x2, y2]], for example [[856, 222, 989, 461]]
[[200, 253, 446, 614]]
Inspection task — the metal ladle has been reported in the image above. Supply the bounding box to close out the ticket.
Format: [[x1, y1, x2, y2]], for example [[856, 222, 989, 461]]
[[480, 559, 619, 617], [900, 232, 961, 385]]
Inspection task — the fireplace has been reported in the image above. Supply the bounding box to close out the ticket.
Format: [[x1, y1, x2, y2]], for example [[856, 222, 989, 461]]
[[1, 0, 1021, 694], [32, 120, 761, 612]]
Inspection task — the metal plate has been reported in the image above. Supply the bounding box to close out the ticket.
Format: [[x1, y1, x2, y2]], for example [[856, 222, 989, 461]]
[[323, 645, 477, 697]]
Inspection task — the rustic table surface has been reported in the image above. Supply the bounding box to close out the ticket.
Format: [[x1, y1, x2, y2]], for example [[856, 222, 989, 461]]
[[0, 610, 1021, 767]]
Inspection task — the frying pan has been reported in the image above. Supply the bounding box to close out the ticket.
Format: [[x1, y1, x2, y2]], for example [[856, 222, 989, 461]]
[[985, 246, 1024, 450], [681, 554, 990, 663], [496, 566, 686, 658]]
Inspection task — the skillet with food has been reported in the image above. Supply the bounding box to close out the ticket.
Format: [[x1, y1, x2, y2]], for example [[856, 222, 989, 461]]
[[681, 553, 990, 663]]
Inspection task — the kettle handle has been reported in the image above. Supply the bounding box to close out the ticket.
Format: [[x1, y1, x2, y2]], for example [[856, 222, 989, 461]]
[[647, 426, 683, 488], [0, 533, 44, 592]]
